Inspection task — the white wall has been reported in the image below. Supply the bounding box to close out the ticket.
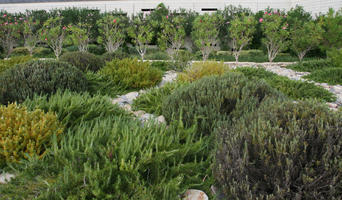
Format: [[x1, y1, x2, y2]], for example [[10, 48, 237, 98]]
[[291, 0, 342, 16], [0, 0, 340, 15]]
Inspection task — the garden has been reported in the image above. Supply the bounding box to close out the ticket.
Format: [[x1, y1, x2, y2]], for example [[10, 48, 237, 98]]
[[0, 3, 342, 199]]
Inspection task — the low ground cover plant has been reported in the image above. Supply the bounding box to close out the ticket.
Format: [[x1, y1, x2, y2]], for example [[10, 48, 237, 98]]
[[100, 58, 163, 89], [60, 51, 105, 72], [177, 61, 230, 82], [0, 103, 64, 166], [23, 90, 129, 129], [304, 67, 342, 85], [215, 100, 342, 199], [0, 60, 87, 104], [286, 59, 334, 72], [132, 82, 185, 115], [163, 72, 284, 135], [235, 67, 336, 102]]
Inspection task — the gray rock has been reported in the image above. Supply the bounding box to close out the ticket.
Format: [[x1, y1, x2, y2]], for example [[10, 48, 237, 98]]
[[181, 189, 209, 200], [120, 92, 139, 104], [159, 71, 178, 87], [133, 110, 146, 117], [0, 173, 15, 184]]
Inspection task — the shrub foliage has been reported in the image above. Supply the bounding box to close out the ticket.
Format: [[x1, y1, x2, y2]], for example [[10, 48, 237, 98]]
[[60, 51, 105, 72], [0, 60, 87, 104], [0, 103, 64, 166], [215, 100, 342, 199], [100, 58, 163, 89], [162, 72, 283, 134]]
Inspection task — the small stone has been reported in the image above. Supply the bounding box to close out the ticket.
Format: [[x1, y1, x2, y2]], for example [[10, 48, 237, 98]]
[[122, 92, 139, 104], [157, 115, 166, 124], [133, 110, 145, 117], [123, 104, 132, 112], [0, 173, 15, 184], [140, 113, 155, 121], [111, 98, 124, 105], [182, 189, 209, 200]]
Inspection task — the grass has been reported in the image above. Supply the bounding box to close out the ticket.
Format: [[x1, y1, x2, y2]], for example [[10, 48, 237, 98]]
[[235, 67, 336, 102]]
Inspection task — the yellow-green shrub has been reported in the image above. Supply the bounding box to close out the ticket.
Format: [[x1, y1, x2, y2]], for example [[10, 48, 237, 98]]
[[100, 58, 163, 89], [0, 103, 64, 165], [177, 61, 230, 82], [0, 55, 33, 74]]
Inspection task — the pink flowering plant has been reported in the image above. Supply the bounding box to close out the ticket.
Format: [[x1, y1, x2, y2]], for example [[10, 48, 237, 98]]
[[192, 13, 223, 61], [128, 16, 154, 60], [39, 16, 67, 59], [260, 10, 290, 62], [0, 13, 22, 58], [68, 22, 91, 52], [158, 15, 185, 61], [229, 14, 257, 62], [97, 14, 126, 53], [23, 14, 40, 56]]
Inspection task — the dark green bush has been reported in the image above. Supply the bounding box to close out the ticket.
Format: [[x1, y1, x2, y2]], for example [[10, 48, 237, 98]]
[[23, 90, 129, 129], [145, 51, 170, 60], [215, 100, 342, 199], [236, 67, 336, 102], [327, 48, 342, 68], [60, 51, 105, 72], [132, 82, 185, 115], [0, 60, 87, 104], [162, 72, 284, 134], [0, 55, 33, 74], [286, 59, 334, 72], [32, 47, 54, 58], [85, 71, 127, 97], [88, 44, 106, 55], [304, 67, 342, 85], [102, 50, 130, 62], [11, 47, 30, 57], [100, 58, 163, 90], [150, 61, 172, 72]]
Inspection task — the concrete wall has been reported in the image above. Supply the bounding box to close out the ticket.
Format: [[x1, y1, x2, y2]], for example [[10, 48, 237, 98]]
[[0, 0, 340, 15]]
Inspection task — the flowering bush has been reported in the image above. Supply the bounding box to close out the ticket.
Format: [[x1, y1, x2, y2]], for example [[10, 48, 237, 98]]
[[128, 16, 154, 60], [260, 10, 289, 62], [97, 14, 126, 53], [158, 15, 185, 61], [39, 16, 67, 59], [229, 14, 256, 62], [0, 13, 22, 58], [68, 23, 90, 52], [23, 13, 40, 56], [192, 13, 223, 61]]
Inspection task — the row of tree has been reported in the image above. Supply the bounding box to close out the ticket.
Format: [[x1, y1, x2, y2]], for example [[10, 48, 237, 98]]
[[0, 4, 342, 62]]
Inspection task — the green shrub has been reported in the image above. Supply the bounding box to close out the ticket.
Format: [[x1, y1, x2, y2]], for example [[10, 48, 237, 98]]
[[88, 44, 106, 55], [150, 61, 172, 72], [235, 67, 336, 102], [0, 55, 33, 74], [23, 118, 212, 199], [162, 72, 284, 134], [60, 51, 105, 72], [304, 67, 342, 85], [0, 103, 64, 166], [23, 90, 129, 129], [286, 59, 334, 72], [173, 50, 193, 71], [100, 58, 163, 89], [132, 82, 185, 115], [215, 100, 342, 199], [11, 47, 30, 57], [85, 71, 127, 97], [65, 45, 78, 52], [102, 50, 130, 62], [178, 61, 230, 82], [32, 47, 54, 58], [145, 51, 170, 60], [327, 48, 342, 68], [0, 60, 87, 104]]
